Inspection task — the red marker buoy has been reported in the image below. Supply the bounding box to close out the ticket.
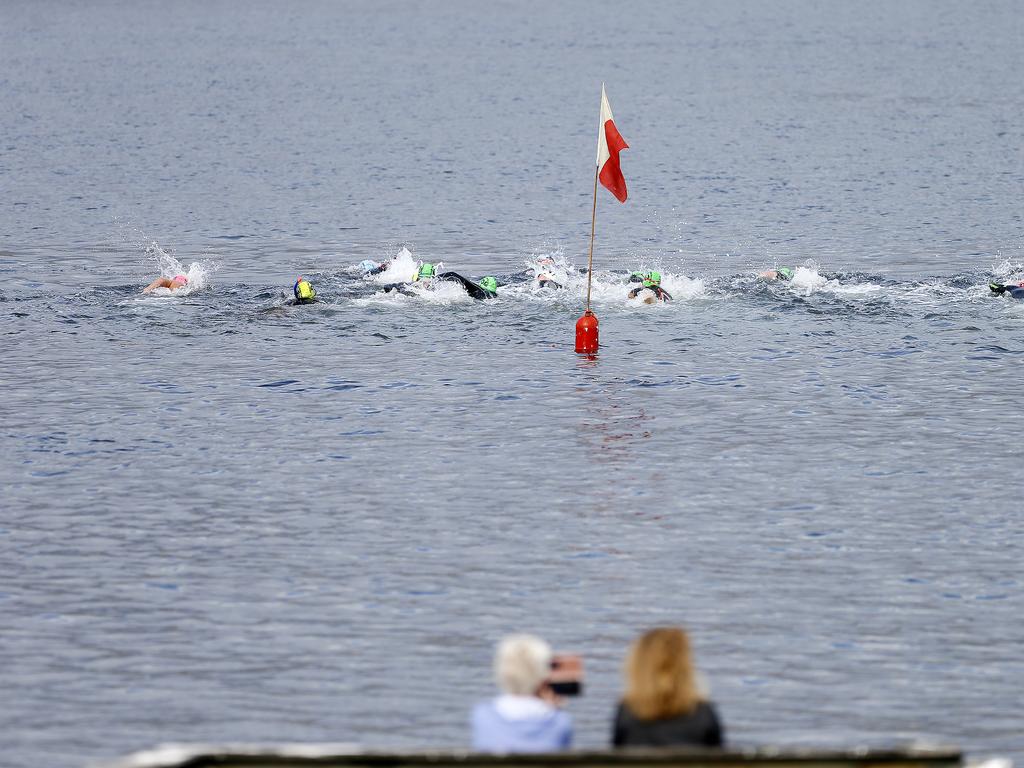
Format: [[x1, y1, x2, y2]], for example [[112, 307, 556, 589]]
[[575, 310, 599, 353]]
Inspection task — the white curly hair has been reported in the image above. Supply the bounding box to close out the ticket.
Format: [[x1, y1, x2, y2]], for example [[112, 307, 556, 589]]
[[493, 634, 552, 696]]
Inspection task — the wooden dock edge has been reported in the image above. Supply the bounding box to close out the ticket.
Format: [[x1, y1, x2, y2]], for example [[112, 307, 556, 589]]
[[97, 743, 964, 768]]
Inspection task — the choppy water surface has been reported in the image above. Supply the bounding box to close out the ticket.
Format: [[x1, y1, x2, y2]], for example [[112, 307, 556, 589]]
[[1, 2, 1022, 767]]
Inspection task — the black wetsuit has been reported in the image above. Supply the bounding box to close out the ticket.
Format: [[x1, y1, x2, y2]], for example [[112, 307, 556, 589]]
[[991, 282, 1024, 299], [538, 277, 563, 289], [436, 271, 497, 300], [628, 285, 672, 301], [366, 262, 390, 275]]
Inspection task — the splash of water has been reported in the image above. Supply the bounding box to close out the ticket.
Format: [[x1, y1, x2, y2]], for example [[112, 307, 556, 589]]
[[767, 263, 882, 299], [411, 278, 475, 304], [144, 240, 213, 295], [531, 266, 706, 307], [992, 257, 1023, 282], [365, 247, 420, 284]]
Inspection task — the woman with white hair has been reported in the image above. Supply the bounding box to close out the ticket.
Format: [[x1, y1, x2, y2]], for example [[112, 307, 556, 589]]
[[471, 634, 573, 753]]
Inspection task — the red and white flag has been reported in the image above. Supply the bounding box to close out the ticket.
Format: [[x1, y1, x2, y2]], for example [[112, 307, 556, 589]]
[[596, 83, 629, 203]]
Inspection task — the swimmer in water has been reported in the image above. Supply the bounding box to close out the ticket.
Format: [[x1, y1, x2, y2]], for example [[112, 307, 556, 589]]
[[989, 280, 1024, 299], [143, 274, 189, 293], [360, 259, 393, 275], [381, 262, 436, 294], [537, 276, 562, 289], [432, 272, 498, 300], [758, 266, 795, 281], [289, 277, 317, 305], [628, 271, 672, 302], [479, 276, 498, 297], [535, 257, 563, 290]]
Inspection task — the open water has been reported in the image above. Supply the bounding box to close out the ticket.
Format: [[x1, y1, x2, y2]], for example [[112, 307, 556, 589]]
[[1, 1, 1022, 767]]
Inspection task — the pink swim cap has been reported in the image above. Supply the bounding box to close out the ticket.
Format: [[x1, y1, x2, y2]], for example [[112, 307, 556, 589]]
[[172, 274, 188, 284]]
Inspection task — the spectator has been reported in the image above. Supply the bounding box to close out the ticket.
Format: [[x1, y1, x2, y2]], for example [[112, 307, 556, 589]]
[[472, 634, 572, 753], [612, 627, 723, 748]]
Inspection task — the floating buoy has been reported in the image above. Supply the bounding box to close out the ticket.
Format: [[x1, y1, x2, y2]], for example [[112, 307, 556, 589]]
[[575, 310, 599, 353]]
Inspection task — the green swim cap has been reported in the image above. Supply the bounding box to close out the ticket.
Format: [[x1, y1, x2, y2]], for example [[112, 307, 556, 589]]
[[777, 267, 794, 280], [417, 263, 435, 280], [479, 276, 497, 293], [643, 270, 662, 288]]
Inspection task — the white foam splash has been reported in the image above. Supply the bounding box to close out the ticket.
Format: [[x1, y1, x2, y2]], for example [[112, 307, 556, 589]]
[[144, 241, 213, 295], [992, 257, 1024, 280], [787, 265, 829, 295], [351, 291, 411, 308], [365, 247, 421, 284], [357, 273, 474, 306], [761, 263, 883, 299], [551, 267, 706, 307], [526, 248, 576, 287], [412, 278, 474, 304], [661, 273, 706, 300]]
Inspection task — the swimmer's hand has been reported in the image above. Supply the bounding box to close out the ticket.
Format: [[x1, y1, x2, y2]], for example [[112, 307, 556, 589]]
[[536, 683, 566, 709]]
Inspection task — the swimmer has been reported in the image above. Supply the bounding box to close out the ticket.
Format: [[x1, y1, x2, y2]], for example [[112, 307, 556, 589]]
[[381, 262, 437, 294], [989, 280, 1024, 299], [628, 271, 672, 302], [479, 276, 498, 297], [359, 259, 386, 274], [758, 266, 795, 281], [143, 274, 189, 293], [533, 257, 564, 289], [290, 277, 317, 305], [434, 271, 498, 300], [538, 276, 563, 289]]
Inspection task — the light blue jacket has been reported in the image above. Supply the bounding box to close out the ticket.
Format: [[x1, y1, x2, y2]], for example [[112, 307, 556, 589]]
[[471, 697, 573, 753]]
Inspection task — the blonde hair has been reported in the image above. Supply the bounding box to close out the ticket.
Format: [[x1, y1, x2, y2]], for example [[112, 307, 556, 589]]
[[622, 627, 701, 720], [494, 634, 552, 696]]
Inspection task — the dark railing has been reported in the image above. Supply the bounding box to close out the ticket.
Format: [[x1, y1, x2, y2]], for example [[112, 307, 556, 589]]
[[100, 744, 963, 768]]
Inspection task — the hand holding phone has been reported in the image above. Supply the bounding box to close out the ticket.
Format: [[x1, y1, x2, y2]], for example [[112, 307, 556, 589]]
[[548, 654, 584, 696]]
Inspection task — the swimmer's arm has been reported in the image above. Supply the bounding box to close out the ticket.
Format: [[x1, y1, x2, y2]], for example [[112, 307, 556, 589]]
[[143, 277, 172, 293]]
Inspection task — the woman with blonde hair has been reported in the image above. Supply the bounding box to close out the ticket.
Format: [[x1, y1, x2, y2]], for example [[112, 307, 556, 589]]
[[612, 627, 723, 748]]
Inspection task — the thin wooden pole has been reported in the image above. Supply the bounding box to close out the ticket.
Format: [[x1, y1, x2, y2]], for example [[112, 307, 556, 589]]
[[585, 164, 599, 312]]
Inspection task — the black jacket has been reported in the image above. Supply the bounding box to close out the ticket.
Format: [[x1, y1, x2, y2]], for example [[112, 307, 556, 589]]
[[612, 700, 723, 748]]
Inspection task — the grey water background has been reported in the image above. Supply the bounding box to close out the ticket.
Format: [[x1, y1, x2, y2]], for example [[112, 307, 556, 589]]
[[1, 1, 1022, 766]]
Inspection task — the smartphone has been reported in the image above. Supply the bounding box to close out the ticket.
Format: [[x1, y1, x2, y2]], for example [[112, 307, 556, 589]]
[[549, 654, 584, 696]]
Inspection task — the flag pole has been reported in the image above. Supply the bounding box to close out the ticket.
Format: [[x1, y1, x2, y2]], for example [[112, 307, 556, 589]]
[[575, 84, 605, 354], [584, 164, 599, 312]]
